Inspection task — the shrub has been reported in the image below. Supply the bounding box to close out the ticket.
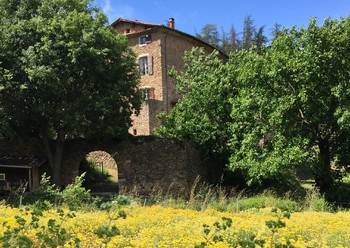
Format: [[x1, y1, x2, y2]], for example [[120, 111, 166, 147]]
[[61, 173, 91, 211], [24, 173, 61, 210], [11, 173, 93, 211], [304, 187, 333, 212]]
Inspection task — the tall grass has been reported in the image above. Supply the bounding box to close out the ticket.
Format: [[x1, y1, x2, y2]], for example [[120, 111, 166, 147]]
[[119, 176, 337, 213]]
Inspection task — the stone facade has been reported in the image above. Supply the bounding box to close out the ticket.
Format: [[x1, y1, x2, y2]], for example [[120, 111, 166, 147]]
[[112, 18, 227, 136], [0, 138, 207, 194]]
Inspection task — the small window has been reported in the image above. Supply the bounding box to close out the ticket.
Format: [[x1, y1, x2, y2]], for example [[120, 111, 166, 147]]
[[139, 34, 152, 45], [125, 28, 130, 34], [138, 56, 153, 75], [140, 88, 155, 101], [0, 173, 5, 180], [133, 129, 137, 135]]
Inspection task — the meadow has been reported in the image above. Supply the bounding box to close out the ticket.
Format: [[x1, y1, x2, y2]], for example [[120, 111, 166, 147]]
[[1, 202, 350, 247], [2, 174, 350, 247]]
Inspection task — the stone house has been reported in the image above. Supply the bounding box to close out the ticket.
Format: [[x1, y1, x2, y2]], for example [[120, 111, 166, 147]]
[[112, 18, 227, 136]]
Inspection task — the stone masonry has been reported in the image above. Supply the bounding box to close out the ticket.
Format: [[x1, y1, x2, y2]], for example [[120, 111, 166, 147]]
[[0, 138, 207, 194], [112, 18, 227, 136]]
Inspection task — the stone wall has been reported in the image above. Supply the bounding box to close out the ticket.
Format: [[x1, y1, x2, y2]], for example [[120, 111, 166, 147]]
[[0, 137, 207, 194]]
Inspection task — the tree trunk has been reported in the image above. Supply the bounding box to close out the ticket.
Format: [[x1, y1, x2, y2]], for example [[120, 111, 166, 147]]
[[315, 139, 333, 194], [41, 134, 65, 188]]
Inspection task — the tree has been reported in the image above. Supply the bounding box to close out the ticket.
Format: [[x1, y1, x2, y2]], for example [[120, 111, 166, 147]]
[[0, 0, 141, 186], [196, 24, 221, 48], [221, 24, 241, 54], [253, 25, 268, 54], [158, 17, 350, 196], [271, 23, 283, 39], [155, 48, 236, 159], [242, 15, 256, 50], [230, 17, 350, 194]]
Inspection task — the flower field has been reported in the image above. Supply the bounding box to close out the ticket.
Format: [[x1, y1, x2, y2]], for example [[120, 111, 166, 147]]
[[1, 204, 350, 247]]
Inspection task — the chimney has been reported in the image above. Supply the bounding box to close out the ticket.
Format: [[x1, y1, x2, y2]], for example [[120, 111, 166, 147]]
[[168, 18, 175, 29]]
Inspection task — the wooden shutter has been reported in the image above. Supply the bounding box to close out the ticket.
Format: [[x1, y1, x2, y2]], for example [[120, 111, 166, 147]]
[[148, 56, 153, 75], [146, 34, 152, 43], [149, 88, 155, 99]]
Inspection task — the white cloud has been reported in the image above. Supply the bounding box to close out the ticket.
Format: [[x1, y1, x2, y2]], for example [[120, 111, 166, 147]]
[[93, 0, 135, 23], [102, 0, 112, 14]]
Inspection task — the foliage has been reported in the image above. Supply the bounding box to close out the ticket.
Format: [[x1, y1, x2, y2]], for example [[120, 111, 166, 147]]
[[61, 173, 91, 211], [242, 14, 256, 50], [0, 0, 141, 186], [265, 208, 294, 247], [0, 207, 80, 248], [229, 17, 350, 195], [195, 14, 268, 54], [0, 195, 130, 247], [95, 195, 129, 247], [160, 17, 350, 196], [155, 47, 235, 158], [195, 24, 221, 48], [304, 188, 334, 212], [26, 173, 61, 209], [10, 173, 92, 211]]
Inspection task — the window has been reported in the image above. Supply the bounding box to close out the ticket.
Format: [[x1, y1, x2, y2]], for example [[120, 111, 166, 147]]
[[140, 88, 155, 101], [139, 34, 152, 45], [125, 28, 130, 34], [0, 173, 5, 180], [139, 56, 148, 75], [138, 56, 153, 75]]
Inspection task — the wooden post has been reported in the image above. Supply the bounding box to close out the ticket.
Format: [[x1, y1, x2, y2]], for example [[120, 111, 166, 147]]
[[32, 166, 40, 190], [28, 168, 32, 192]]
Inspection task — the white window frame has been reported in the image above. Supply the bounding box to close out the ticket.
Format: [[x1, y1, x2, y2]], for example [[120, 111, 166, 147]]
[[138, 55, 153, 76], [139, 56, 148, 75]]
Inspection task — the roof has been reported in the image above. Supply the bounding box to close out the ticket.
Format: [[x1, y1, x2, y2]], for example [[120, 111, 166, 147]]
[[0, 156, 46, 169], [111, 18, 228, 59]]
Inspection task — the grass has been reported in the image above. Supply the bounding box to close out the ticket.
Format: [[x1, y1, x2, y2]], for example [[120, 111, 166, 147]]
[[116, 177, 335, 214]]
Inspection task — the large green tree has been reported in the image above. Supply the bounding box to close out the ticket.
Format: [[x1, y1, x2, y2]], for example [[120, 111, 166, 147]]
[[159, 17, 350, 195], [0, 0, 141, 186], [230, 17, 350, 194], [155, 48, 235, 159]]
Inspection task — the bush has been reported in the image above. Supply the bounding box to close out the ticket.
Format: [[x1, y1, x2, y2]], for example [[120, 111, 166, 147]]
[[304, 188, 333, 212], [61, 173, 91, 211], [12, 173, 93, 211]]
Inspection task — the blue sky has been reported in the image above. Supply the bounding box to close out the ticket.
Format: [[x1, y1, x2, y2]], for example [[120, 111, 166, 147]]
[[93, 0, 350, 38]]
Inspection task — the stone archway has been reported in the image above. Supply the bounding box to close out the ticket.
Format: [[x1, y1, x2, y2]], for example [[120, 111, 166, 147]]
[[79, 150, 119, 193]]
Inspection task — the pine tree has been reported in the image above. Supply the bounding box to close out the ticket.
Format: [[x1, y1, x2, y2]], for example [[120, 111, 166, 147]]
[[254, 25, 268, 54], [271, 23, 283, 39], [196, 24, 220, 48], [242, 15, 256, 50], [221, 24, 241, 53]]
